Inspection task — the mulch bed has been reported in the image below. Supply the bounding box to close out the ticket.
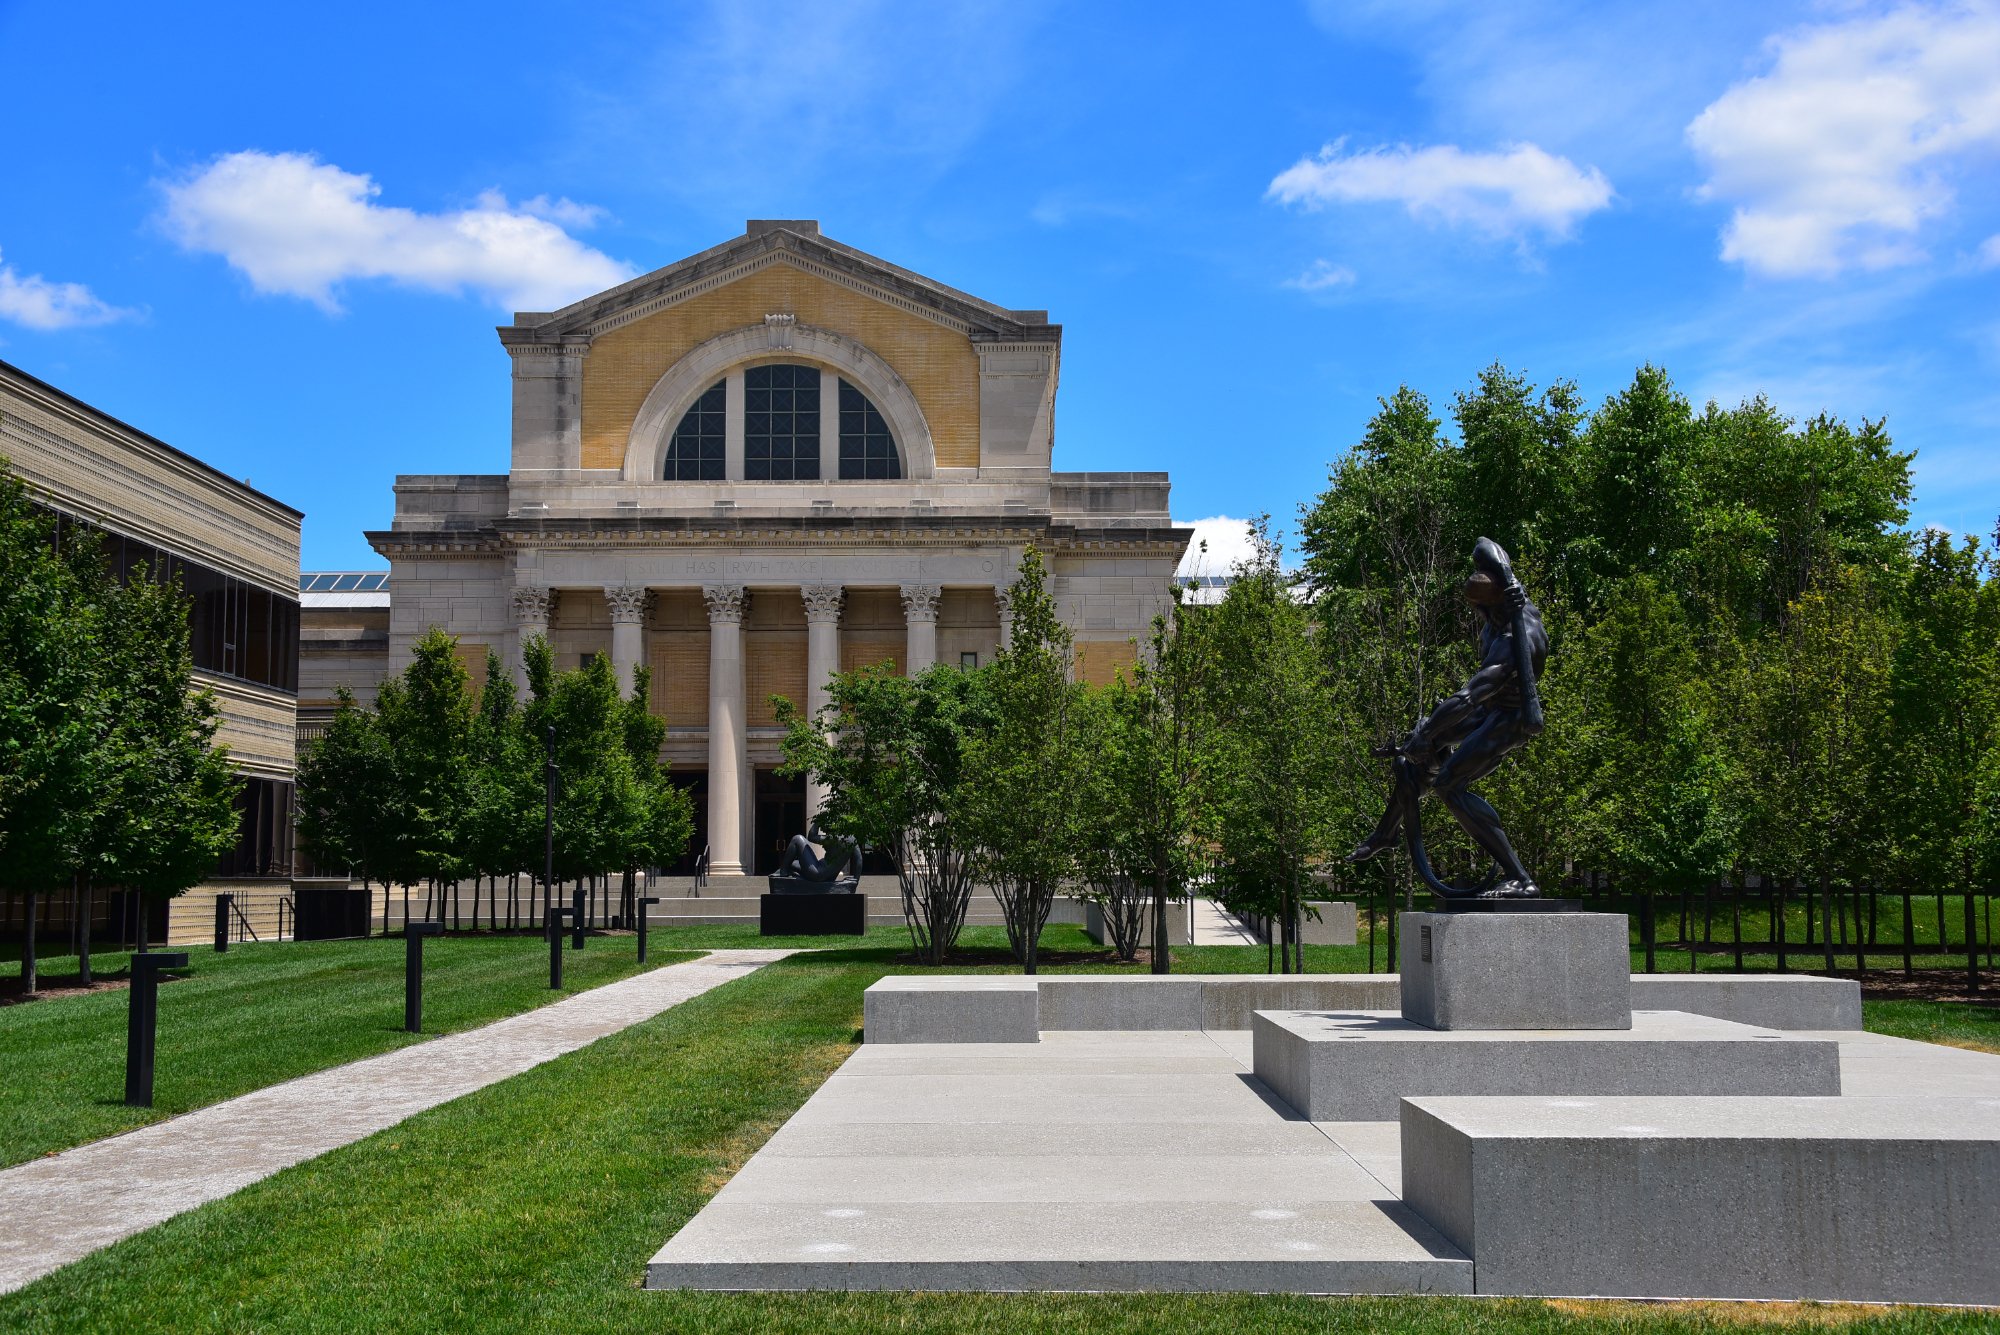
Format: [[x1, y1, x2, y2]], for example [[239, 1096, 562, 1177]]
[[0, 973, 132, 1006]]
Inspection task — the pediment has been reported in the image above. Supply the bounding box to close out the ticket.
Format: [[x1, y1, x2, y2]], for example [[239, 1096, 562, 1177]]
[[499, 222, 1055, 346]]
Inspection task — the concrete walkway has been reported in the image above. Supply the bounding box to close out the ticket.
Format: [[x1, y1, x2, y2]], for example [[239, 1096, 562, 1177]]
[[0, 948, 793, 1294], [1189, 898, 1262, 945]]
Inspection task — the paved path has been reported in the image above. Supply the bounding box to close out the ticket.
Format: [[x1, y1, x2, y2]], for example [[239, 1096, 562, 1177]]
[[0, 948, 793, 1294], [1189, 898, 1262, 945]]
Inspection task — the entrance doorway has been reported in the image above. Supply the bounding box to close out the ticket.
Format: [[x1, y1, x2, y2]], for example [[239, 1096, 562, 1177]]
[[754, 769, 807, 875]]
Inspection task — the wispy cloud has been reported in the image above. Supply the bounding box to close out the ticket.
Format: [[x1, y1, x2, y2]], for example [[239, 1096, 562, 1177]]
[[1175, 515, 1263, 578], [1269, 140, 1613, 245], [0, 248, 136, 330], [159, 151, 634, 313], [1283, 258, 1358, 291], [584, 1, 1046, 202], [1687, 2, 2000, 279], [1978, 235, 2000, 269]]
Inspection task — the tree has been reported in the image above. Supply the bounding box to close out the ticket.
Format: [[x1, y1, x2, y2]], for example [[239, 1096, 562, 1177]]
[[779, 662, 992, 964], [370, 628, 478, 901], [1203, 521, 1340, 972], [964, 548, 1081, 973], [616, 663, 696, 923], [0, 465, 102, 993], [88, 563, 239, 956]]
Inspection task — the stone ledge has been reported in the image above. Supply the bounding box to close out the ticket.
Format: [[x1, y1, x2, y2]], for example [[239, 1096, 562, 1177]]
[[1252, 1010, 1842, 1121], [1401, 1094, 2000, 1302]]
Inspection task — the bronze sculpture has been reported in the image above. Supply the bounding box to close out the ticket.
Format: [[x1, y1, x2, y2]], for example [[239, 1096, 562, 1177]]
[[769, 819, 864, 895], [1346, 537, 1548, 899]]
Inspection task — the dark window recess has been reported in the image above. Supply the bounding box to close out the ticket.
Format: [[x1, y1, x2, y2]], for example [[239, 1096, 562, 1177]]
[[216, 777, 295, 878], [744, 363, 821, 481], [838, 380, 901, 479], [43, 504, 299, 692], [664, 379, 726, 480]]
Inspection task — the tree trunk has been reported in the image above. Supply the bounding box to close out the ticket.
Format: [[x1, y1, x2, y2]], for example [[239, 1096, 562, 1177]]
[[22, 889, 38, 995], [1775, 880, 1788, 973], [78, 875, 93, 987], [1966, 855, 1980, 994], [1731, 870, 1744, 973], [1902, 888, 1914, 978], [1150, 867, 1170, 975], [1820, 871, 1836, 974]]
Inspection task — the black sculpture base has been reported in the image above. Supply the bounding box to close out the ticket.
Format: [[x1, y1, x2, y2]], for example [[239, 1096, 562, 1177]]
[[761, 892, 867, 936], [1429, 896, 1585, 914], [767, 873, 860, 896]]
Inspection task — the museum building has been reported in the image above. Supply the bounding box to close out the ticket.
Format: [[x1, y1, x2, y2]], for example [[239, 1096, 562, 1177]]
[[346, 221, 1190, 879]]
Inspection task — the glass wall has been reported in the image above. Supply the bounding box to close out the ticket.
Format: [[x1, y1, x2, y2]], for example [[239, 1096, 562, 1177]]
[[216, 777, 295, 879], [46, 506, 299, 692]]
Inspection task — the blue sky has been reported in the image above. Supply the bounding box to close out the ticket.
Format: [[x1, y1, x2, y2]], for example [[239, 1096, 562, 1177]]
[[2, 0, 1997, 571]]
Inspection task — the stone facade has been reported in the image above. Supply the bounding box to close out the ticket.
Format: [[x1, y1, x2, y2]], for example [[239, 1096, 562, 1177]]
[[348, 221, 1189, 878], [0, 358, 301, 945]]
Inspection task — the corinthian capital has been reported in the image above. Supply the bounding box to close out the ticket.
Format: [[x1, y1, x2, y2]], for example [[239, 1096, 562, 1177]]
[[605, 586, 650, 624], [900, 583, 942, 623], [511, 586, 555, 624], [801, 584, 845, 623], [702, 584, 748, 624]]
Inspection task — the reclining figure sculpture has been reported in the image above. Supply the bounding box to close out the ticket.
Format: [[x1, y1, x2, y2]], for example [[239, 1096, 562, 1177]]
[[769, 820, 864, 895], [1346, 537, 1549, 899]]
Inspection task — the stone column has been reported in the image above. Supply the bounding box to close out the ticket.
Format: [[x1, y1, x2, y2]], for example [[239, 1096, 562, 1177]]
[[800, 584, 845, 818], [605, 586, 648, 696], [901, 584, 941, 674], [510, 587, 554, 693], [702, 585, 748, 877]]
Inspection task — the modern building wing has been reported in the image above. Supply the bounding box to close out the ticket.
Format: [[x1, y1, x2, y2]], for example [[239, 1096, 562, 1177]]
[[0, 357, 301, 945]]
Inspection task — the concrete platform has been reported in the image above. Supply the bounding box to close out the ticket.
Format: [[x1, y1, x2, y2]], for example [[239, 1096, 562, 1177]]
[[1401, 1094, 2000, 1303], [1629, 973, 1861, 1030], [863, 976, 1039, 1044], [1253, 1010, 1842, 1121], [647, 1030, 1471, 1294]]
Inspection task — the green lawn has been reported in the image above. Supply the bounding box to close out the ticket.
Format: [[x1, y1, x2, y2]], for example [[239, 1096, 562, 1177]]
[[0, 934, 696, 1167], [1861, 999, 2000, 1053], [3, 946, 1985, 1335]]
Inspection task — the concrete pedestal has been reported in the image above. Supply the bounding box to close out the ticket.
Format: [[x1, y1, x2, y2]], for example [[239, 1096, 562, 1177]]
[[1251, 1009, 1841, 1121], [1400, 911, 1629, 1031], [759, 893, 866, 937], [1401, 1094, 2000, 1302]]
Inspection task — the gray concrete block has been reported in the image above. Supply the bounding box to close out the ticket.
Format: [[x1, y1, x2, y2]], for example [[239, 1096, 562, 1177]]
[[1082, 899, 1191, 946], [1038, 977, 1205, 1030], [1302, 901, 1357, 945], [1251, 1010, 1842, 1121], [862, 976, 1038, 1044], [1630, 973, 1862, 1030], [1400, 912, 1630, 1030], [1401, 1094, 2000, 1303], [1199, 977, 1400, 1030]]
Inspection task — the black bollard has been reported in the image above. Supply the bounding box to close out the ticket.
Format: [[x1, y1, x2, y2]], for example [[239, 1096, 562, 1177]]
[[549, 906, 573, 989], [213, 893, 233, 953], [404, 922, 443, 1033], [638, 896, 660, 963], [572, 888, 587, 950], [126, 951, 190, 1107]]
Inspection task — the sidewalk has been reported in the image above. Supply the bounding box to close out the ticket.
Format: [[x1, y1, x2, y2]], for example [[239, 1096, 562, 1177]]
[[0, 948, 793, 1294], [1189, 898, 1263, 945]]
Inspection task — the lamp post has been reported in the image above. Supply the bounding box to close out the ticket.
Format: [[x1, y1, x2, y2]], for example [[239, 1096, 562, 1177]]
[[543, 723, 557, 943], [404, 921, 442, 1033], [549, 906, 573, 989], [126, 952, 190, 1107], [638, 896, 659, 963]]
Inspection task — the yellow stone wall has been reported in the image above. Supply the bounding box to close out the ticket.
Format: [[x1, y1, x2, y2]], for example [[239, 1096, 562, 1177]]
[[580, 262, 981, 470], [1076, 640, 1139, 687]]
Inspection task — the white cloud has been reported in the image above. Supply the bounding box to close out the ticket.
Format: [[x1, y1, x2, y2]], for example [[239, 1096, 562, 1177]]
[[1268, 140, 1613, 244], [1284, 259, 1358, 292], [1687, 3, 2000, 279], [0, 249, 135, 330], [1175, 516, 1262, 579], [1979, 234, 2000, 268], [160, 151, 635, 313]]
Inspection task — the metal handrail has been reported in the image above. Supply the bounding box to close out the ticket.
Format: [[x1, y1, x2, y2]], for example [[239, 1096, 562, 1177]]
[[229, 895, 261, 944], [693, 845, 710, 894]]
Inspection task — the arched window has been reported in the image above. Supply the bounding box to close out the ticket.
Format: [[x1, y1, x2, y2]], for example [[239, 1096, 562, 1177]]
[[744, 363, 820, 481], [839, 379, 901, 479], [664, 380, 724, 480]]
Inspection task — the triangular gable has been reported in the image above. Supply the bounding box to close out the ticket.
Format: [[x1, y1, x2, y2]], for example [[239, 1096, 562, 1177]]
[[503, 222, 1056, 343]]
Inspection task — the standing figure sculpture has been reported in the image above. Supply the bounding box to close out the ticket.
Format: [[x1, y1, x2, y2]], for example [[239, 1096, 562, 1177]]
[[1346, 537, 1548, 899], [770, 819, 864, 894]]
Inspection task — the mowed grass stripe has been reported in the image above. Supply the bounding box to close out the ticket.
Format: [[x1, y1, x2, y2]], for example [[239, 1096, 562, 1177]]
[[0, 935, 697, 1166], [3, 950, 1991, 1335]]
